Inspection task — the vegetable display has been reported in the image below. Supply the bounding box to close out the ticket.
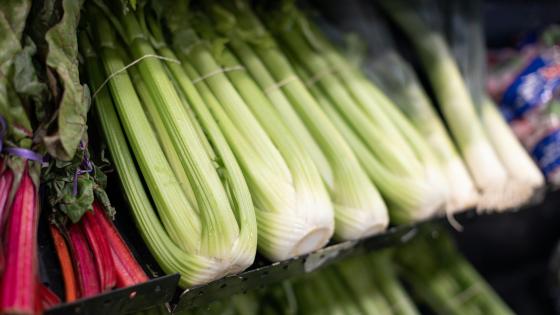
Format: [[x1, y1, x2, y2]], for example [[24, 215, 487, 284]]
[[171, 239, 510, 315], [0, 0, 89, 313], [0, 0, 545, 313], [378, 0, 543, 211], [77, 0, 544, 289], [445, 0, 545, 204], [396, 226, 514, 315], [315, 0, 479, 215], [204, 2, 389, 240]]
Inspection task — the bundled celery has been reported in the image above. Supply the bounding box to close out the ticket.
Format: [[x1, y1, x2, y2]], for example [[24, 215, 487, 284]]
[[146, 2, 334, 261], [378, 0, 526, 211], [293, 255, 419, 315], [368, 252, 420, 315], [133, 11, 257, 273], [337, 256, 396, 315], [315, 0, 479, 213], [294, 268, 363, 315], [396, 226, 514, 315], [82, 34, 215, 287], [288, 55, 434, 224], [173, 253, 419, 315], [263, 4, 447, 223], [84, 4, 257, 285], [447, 0, 544, 206], [202, 2, 388, 240]]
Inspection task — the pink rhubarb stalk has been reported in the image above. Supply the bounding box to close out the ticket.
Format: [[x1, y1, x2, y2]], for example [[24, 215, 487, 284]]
[[0, 163, 14, 230], [93, 202, 148, 287], [81, 208, 116, 291], [0, 163, 14, 274], [67, 223, 100, 298], [0, 165, 39, 315]]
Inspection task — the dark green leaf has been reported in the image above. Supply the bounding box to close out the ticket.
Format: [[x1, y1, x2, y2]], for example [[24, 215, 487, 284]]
[[0, 0, 32, 41], [40, 0, 89, 161]]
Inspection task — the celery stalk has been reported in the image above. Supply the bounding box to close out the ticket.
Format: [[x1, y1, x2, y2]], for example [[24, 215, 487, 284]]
[[368, 253, 420, 315], [396, 227, 514, 315], [206, 3, 389, 240], [81, 28, 249, 286], [159, 3, 334, 260], [192, 43, 336, 256], [146, 18, 257, 272], [379, 0, 513, 211], [449, 0, 544, 208], [337, 256, 392, 314], [264, 7, 446, 220], [115, 9, 243, 259], [366, 49, 479, 213], [294, 60, 440, 222], [127, 67, 197, 208], [92, 16, 201, 253]]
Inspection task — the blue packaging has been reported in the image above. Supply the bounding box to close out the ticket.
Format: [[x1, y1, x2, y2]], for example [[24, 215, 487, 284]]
[[500, 52, 560, 182]]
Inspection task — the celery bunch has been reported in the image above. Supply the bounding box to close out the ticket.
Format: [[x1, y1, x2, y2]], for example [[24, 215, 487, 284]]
[[84, 4, 257, 286]]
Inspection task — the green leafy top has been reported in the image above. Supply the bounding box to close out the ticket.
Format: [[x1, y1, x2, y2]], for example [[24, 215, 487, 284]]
[[0, 0, 42, 185], [43, 136, 114, 224], [39, 0, 90, 161], [1, 0, 91, 163]]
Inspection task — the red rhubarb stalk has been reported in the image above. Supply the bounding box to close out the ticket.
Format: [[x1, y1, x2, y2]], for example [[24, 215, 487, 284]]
[[50, 225, 78, 302], [0, 165, 38, 315], [0, 165, 14, 229], [81, 208, 116, 291], [38, 283, 61, 310], [0, 164, 14, 273], [67, 223, 100, 298], [93, 202, 148, 287]]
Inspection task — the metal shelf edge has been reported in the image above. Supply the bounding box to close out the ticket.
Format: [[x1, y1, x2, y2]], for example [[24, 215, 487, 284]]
[[171, 223, 419, 313], [44, 273, 180, 315]]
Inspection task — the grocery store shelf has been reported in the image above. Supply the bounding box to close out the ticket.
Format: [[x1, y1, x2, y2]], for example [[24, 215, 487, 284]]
[[41, 207, 480, 315], [170, 217, 442, 313], [41, 200, 501, 315], [44, 273, 179, 315]]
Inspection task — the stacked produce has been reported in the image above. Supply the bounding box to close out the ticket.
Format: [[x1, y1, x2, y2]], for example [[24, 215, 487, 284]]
[[446, 0, 545, 205], [0, 0, 90, 313], [172, 252, 419, 315], [314, 0, 479, 215], [378, 0, 544, 211], [396, 226, 514, 315], [43, 141, 148, 301], [203, 2, 389, 238], [170, 238, 511, 315], [0, 0, 544, 312], [82, 3, 259, 287], [63, 0, 546, 289]]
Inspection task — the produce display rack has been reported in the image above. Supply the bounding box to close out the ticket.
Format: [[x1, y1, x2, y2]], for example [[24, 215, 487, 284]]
[[44, 274, 179, 315], [37, 192, 550, 315], [171, 219, 429, 313], [38, 168, 554, 314], [170, 207, 483, 313], [37, 173, 482, 315], [38, 181, 182, 315]]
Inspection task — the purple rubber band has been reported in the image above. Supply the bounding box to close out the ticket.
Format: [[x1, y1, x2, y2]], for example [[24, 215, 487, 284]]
[[4, 147, 46, 165], [0, 116, 47, 166], [72, 141, 94, 196]]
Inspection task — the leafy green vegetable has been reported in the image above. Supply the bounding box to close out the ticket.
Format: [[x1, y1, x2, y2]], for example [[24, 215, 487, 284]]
[[40, 0, 89, 161]]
